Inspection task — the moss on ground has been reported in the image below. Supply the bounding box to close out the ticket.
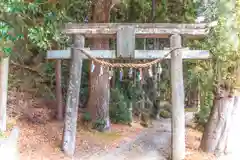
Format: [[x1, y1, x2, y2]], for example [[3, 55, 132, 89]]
[[185, 107, 198, 112], [159, 110, 171, 118]]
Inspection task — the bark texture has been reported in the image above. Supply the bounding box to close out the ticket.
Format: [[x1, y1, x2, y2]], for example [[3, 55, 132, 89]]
[[62, 35, 84, 156], [86, 0, 113, 131], [200, 87, 240, 156]]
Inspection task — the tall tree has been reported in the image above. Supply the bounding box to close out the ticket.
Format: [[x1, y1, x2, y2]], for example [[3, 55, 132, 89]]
[[199, 0, 240, 156], [86, 0, 119, 131]]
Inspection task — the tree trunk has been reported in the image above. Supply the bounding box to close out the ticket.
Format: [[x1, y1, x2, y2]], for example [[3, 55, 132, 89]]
[[86, 0, 112, 131], [200, 87, 240, 156], [55, 60, 64, 120], [200, 0, 240, 156]]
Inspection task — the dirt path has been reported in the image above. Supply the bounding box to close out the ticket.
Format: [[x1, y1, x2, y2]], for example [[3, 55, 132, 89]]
[[81, 119, 171, 160], [80, 112, 195, 160]]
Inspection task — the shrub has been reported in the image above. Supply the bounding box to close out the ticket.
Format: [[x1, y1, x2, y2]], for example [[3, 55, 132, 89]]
[[109, 88, 132, 124]]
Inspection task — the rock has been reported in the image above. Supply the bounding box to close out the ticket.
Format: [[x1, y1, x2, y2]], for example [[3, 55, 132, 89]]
[[160, 101, 172, 113], [159, 110, 171, 119]]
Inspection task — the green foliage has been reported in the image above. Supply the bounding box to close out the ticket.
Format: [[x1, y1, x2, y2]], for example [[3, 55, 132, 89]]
[[119, 79, 142, 102], [188, 0, 240, 126], [195, 90, 214, 125], [0, 0, 89, 98], [113, 0, 199, 23], [82, 112, 91, 122], [109, 88, 132, 124], [1, 0, 224, 128], [82, 112, 106, 131], [0, 22, 23, 58], [93, 119, 106, 132], [79, 60, 90, 105], [0, 1, 30, 56], [0, 131, 4, 138]]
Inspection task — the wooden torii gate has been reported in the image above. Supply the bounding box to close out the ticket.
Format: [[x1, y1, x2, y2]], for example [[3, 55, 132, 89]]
[[47, 23, 210, 159]]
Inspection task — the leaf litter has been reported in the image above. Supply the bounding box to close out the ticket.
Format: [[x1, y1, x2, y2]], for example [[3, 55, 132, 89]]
[[5, 90, 216, 160], [6, 90, 145, 160]]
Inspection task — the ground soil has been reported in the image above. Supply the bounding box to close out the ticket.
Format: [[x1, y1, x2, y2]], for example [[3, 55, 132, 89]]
[[185, 127, 216, 160], [4, 90, 216, 160]]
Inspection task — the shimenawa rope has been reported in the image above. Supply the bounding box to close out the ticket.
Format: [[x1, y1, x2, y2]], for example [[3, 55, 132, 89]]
[[71, 47, 183, 68]]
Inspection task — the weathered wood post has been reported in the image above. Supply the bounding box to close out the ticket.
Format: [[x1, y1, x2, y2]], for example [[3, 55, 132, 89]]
[[0, 57, 9, 132], [170, 34, 185, 160], [62, 35, 84, 156], [55, 60, 63, 120], [117, 26, 135, 58]]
